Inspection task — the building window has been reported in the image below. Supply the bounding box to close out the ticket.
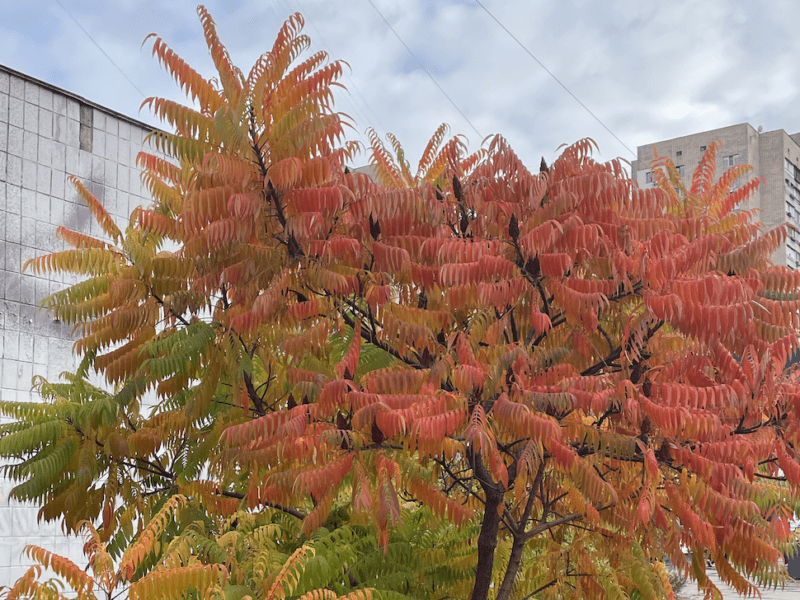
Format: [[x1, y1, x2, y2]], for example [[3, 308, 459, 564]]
[[676, 151, 682, 158], [788, 161, 800, 184], [676, 165, 685, 177], [722, 154, 739, 168], [79, 104, 93, 152], [700, 145, 707, 152], [645, 171, 654, 184]]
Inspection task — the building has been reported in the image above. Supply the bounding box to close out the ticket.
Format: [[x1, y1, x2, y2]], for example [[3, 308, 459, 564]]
[[0, 65, 157, 586], [630, 123, 800, 269]]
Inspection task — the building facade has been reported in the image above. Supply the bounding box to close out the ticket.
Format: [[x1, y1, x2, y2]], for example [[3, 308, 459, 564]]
[[630, 123, 800, 269], [0, 65, 156, 586]]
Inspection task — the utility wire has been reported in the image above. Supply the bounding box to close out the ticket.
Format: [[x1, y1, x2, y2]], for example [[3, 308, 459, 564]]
[[55, 0, 146, 99], [366, 0, 483, 140], [474, 0, 635, 158]]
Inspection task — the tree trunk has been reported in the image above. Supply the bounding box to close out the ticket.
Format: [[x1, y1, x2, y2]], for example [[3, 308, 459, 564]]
[[495, 535, 525, 600], [470, 487, 503, 600]]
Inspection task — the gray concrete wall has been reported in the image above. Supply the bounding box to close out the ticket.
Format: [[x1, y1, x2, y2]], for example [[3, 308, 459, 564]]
[[0, 65, 156, 586], [632, 122, 800, 268], [757, 130, 789, 265], [632, 123, 761, 211]]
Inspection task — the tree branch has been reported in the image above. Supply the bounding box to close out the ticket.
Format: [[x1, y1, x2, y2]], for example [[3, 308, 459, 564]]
[[495, 460, 546, 600], [581, 345, 622, 377], [220, 489, 306, 520], [151, 291, 191, 328], [524, 512, 583, 541], [524, 504, 613, 541], [435, 457, 485, 505], [338, 304, 426, 369], [243, 371, 266, 416]]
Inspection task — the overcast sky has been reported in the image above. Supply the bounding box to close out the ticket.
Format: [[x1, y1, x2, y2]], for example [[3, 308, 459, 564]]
[[2, 0, 799, 169]]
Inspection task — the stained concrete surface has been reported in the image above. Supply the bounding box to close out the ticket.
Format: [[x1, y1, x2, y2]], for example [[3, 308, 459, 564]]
[[679, 569, 800, 600]]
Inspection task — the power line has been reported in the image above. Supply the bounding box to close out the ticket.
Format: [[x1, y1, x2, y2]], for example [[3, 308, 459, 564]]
[[365, 0, 483, 140], [473, 0, 635, 158], [55, 0, 146, 99]]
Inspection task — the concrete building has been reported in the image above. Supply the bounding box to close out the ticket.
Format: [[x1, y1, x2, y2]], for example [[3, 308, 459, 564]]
[[631, 123, 800, 269], [0, 65, 156, 586]]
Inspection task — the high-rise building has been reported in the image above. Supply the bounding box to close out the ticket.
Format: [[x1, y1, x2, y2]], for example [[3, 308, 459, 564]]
[[630, 123, 800, 269], [0, 65, 156, 586]]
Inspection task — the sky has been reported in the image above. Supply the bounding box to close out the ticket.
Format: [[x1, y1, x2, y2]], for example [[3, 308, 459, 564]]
[[2, 0, 800, 170]]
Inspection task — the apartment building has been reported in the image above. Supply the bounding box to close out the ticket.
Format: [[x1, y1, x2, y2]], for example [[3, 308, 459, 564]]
[[630, 123, 800, 269], [0, 65, 156, 586]]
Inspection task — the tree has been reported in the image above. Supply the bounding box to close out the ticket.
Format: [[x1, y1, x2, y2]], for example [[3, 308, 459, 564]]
[[4, 6, 800, 600]]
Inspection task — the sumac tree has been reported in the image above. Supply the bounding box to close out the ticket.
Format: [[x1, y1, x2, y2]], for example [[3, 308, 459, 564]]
[[3, 6, 800, 600]]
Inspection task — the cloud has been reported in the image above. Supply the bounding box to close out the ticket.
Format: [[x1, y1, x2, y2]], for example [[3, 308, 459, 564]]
[[3, 0, 799, 170]]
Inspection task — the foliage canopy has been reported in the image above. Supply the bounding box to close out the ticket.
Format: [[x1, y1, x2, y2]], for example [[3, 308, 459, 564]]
[[4, 6, 800, 600]]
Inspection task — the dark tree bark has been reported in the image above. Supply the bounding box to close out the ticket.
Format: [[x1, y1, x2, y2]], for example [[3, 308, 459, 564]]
[[470, 484, 503, 600], [496, 462, 544, 600], [496, 536, 526, 600]]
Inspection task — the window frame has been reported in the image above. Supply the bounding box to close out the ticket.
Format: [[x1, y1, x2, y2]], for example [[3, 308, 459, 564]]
[[722, 154, 740, 168]]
